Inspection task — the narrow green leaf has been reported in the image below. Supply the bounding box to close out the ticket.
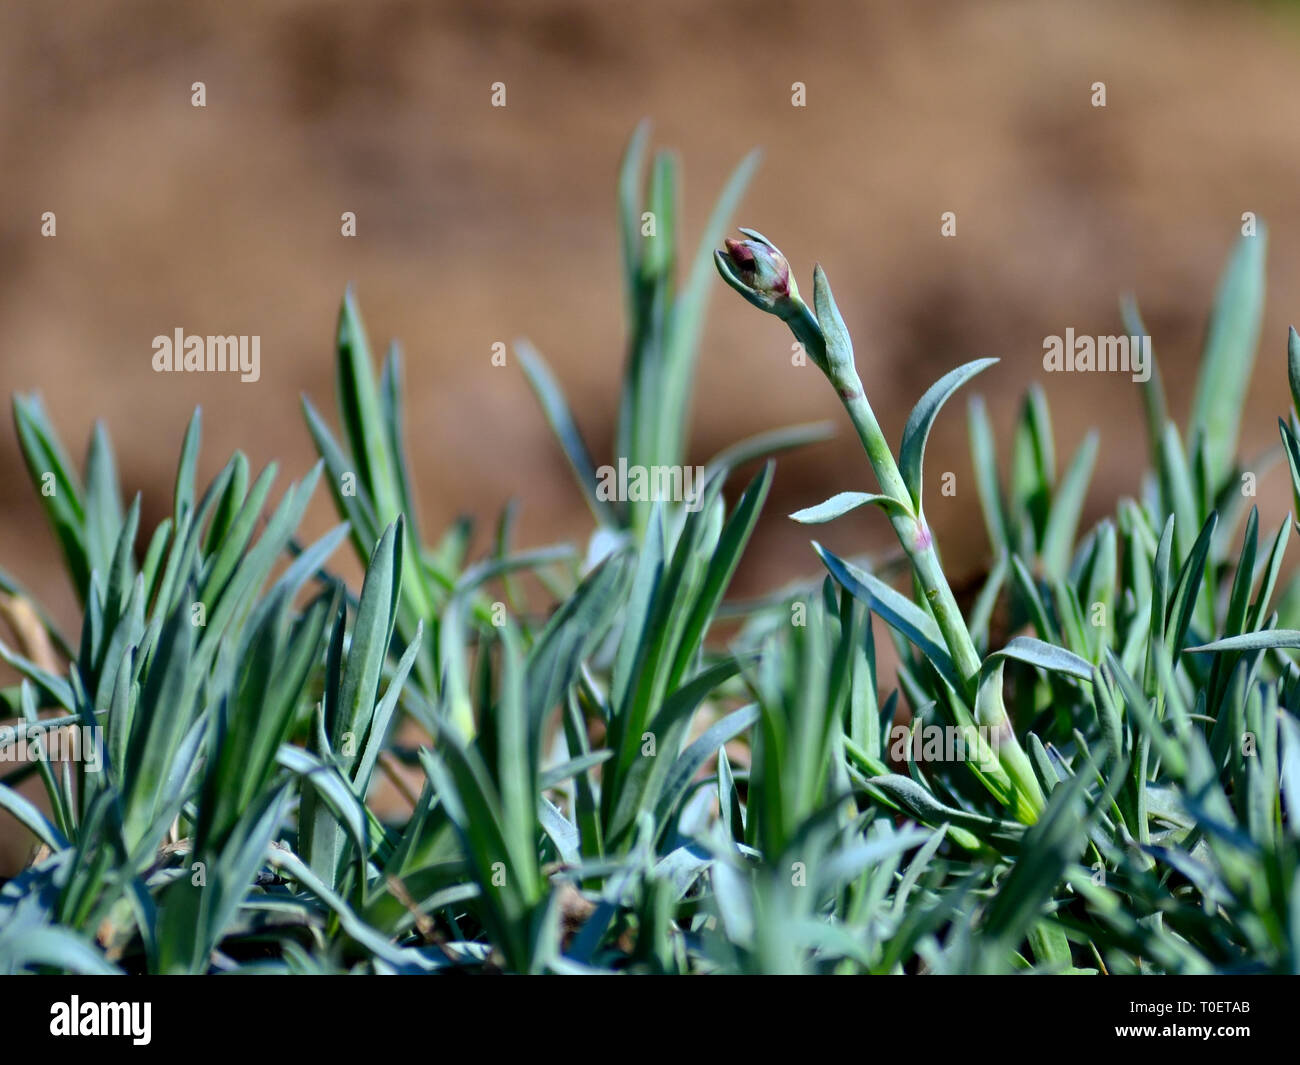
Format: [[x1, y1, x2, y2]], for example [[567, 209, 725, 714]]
[[985, 636, 1093, 683], [1191, 225, 1267, 486], [899, 358, 999, 513], [1040, 431, 1098, 581], [516, 339, 614, 526], [968, 395, 1009, 552], [814, 543, 960, 693], [790, 491, 911, 525]]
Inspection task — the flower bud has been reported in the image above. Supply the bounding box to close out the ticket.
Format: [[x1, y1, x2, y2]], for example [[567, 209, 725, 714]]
[[714, 228, 800, 317]]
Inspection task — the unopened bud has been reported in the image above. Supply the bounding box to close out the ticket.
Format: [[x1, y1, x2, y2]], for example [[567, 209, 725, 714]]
[[715, 228, 800, 318]]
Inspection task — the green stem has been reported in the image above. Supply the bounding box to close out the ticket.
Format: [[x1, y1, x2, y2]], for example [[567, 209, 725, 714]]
[[814, 339, 981, 697], [786, 294, 1043, 819]]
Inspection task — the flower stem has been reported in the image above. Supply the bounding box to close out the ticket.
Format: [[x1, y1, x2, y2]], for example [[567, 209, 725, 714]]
[[716, 236, 1044, 819], [790, 293, 1042, 818], [839, 383, 981, 692], [787, 299, 981, 692]]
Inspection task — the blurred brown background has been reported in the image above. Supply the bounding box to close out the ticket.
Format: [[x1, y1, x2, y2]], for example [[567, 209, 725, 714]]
[[2, 2, 1300, 697]]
